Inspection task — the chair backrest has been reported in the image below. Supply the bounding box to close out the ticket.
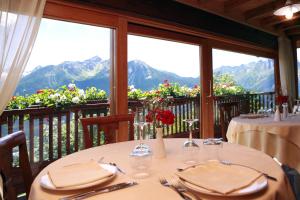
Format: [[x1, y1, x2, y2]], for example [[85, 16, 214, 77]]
[[0, 131, 33, 200], [218, 102, 240, 141], [81, 114, 135, 149]]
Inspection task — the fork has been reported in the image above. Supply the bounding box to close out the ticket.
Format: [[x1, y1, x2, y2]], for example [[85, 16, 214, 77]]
[[159, 177, 192, 200]]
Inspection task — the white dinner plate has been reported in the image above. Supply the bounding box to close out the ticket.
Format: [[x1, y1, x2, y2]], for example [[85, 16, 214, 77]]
[[40, 164, 117, 191], [180, 175, 267, 197]]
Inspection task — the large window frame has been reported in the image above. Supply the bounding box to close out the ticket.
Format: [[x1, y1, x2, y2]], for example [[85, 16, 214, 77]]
[[43, 0, 279, 138]]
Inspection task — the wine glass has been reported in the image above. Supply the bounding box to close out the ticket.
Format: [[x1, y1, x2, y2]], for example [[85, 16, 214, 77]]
[[131, 112, 151, 155], [183, 118, 199, 148], [182, 118, 199, 164], [130, 112, 152, 179]]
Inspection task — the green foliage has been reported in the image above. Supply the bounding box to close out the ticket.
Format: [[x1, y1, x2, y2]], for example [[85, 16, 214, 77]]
[[7, 75, 246, 110], [127, 80, 201, 100], [213, 74, 246, 96], [7, 83, 107, 110], [85, 87, 106, 100]]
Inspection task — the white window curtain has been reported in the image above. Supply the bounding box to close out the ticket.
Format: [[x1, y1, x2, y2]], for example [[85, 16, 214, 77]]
[[278, 35, 296, 105], [0, 0, 46, 115]]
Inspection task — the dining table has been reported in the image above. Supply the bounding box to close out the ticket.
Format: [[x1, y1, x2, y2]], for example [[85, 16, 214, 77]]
[[227, 114, 300, 173], [29, 138, 295, 200]]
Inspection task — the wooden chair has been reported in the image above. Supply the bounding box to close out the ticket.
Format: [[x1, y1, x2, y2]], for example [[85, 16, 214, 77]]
[[81, 114, 135, 149], [218, 102, 240, 141], [0, 131, 33, 200]]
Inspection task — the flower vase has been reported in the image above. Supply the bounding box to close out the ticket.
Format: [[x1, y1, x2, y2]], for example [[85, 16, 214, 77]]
[[154, 128, 166, 159], [274, 105, 281, 122]]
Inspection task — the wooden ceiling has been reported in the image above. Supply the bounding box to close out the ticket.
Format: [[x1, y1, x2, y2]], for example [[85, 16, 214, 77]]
[[176, 0, 300, 38]]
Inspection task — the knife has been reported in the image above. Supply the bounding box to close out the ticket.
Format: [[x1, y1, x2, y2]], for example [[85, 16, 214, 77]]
[[60, 181, 138, 200]]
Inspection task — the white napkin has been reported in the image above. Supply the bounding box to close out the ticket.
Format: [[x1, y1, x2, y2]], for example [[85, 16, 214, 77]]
[[48, 160, 113, 188], [176, 161, 262, 194]]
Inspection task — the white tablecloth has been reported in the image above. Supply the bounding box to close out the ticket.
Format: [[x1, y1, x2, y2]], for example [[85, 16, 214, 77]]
[[227, 115, 300, 173], [29, 139, 295, 200]]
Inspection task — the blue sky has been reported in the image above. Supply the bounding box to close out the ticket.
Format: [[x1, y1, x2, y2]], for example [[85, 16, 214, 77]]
[[26, 18, 270, 77]]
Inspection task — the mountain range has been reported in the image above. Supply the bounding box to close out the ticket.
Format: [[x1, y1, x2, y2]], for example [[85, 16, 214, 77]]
[[15, 56, 276, 95]]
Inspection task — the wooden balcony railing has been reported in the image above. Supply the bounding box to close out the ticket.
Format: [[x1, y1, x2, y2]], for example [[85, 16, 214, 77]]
[[213, 92, 275, 135]]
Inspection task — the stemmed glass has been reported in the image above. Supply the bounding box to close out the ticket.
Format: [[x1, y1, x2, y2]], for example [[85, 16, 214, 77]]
[[131, 112, 151, 155], [182, 118, 199, 164], [130, 111, 152, 179], [183, 118, 199, 148]]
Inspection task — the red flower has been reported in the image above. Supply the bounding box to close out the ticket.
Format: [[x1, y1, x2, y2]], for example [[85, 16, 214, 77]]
[[146, 111, 154, 123], [156, 109, 175, 125], [194, 85, 198, 88], [276, 95, 288, 105], [163, 80, 170, 87], [36, 89, 44, 94]]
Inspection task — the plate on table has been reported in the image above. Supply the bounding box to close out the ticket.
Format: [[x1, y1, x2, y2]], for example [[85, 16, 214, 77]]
[[179, 173, 267, 197], [40, 164, 117, 191], [239, 114, 265, 119]]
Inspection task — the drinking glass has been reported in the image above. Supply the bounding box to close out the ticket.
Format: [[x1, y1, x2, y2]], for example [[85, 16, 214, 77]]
[[132, 112, 151, 154], [130, 112, 152, 178], [202, 138, 223, 162], [129, 151, 152, 179], [182, 118, 199, 164]]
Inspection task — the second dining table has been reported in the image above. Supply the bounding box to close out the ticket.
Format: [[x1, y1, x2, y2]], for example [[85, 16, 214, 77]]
[[227, 114, 300, 173], [29, 139, 294, 200]]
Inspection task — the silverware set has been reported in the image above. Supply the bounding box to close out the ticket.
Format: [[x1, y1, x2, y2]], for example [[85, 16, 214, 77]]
[[159, 177, 193, 200], [60, 181, 137, 200]]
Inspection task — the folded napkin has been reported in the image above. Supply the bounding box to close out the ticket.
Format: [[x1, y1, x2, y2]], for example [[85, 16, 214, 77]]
[[176, 161, 262, 194], [48, 160, 113, 188]]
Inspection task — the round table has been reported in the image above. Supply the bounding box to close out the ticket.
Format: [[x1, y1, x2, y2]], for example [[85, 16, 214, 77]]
[[227, 115, 300, 173], [29, 139, 294, 200]]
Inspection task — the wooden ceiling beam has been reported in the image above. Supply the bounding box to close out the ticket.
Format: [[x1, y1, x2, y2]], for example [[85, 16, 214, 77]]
[[244, 0, 286, 20], [224, 0, 249, 11], [286, 27, 300, 35], [275, 19, 300, 30]]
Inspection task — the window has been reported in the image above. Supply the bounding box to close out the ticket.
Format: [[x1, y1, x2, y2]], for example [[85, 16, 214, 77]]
[[10, 18, 114, 160], [212, 49, 275, 95], [128, 34, 201, 137], [17, 18, 112, 96]]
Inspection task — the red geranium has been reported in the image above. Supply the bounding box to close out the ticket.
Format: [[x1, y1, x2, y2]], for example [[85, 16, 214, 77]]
[[146, 109, 175, 126], [276, 95, 288, 105]]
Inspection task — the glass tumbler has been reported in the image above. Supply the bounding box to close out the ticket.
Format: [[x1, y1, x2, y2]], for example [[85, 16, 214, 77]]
[[129, 151, 152, 179], [202, 138, 223, 162]]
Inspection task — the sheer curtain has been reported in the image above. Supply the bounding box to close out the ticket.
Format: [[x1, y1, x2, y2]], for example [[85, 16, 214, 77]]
[[0, 0, 46, 115], [278, 35, 296, 105]]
